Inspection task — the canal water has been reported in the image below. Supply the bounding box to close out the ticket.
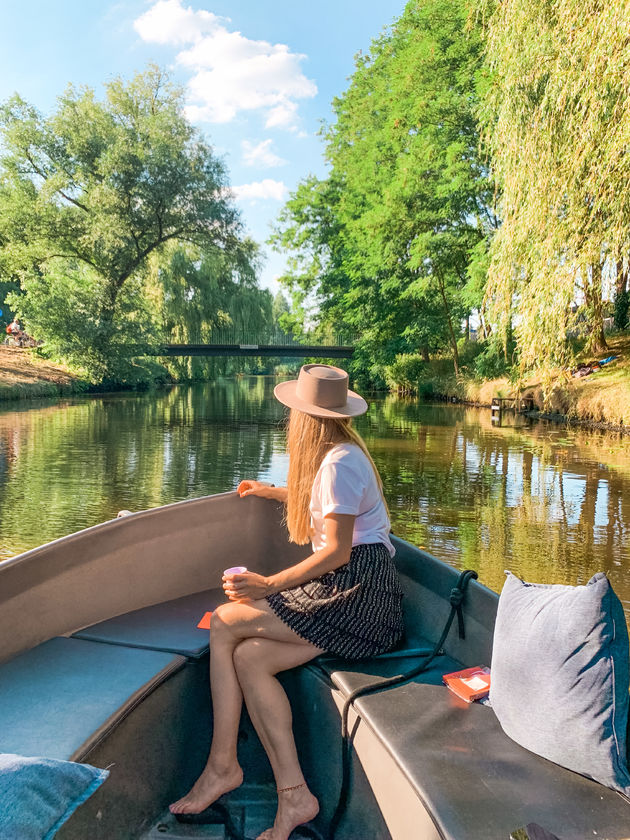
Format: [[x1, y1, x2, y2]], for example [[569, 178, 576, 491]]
[[1, 377, 629, 618]]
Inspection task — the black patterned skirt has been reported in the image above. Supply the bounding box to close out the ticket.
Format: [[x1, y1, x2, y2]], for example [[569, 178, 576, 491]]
[[265, 542, 404, 660]]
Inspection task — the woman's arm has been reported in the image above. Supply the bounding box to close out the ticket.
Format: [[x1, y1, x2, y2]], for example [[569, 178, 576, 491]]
[[237, 479, 288, 503], [223, 513, 355, 601]]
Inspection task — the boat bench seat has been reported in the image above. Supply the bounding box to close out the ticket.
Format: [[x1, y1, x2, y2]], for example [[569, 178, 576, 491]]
[[310, 656, 630, 840], [0, 636, 186, 762], [72, 586, 224, 659], [315, 647, 464, 691]]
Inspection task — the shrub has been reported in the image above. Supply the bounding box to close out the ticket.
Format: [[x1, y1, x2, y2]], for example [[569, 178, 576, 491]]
[[473, 340, 514, 379], [614, 290, 629, 330], [384, 354, 427, 392]]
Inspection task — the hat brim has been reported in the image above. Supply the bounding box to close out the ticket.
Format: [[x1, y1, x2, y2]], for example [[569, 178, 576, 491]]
[[274, 379, 368, 418]]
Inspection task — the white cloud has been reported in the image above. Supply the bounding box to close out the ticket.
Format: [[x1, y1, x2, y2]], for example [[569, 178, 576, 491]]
[[231, 179, 288, 202], [134, 0, 221, 45], [265, 101, 299, 130], [241, 139, 287, 168], [134, 0, 317, 129]]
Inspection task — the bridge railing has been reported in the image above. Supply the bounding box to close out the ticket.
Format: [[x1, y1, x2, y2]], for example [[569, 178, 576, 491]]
[[176, 330, 358, 347]]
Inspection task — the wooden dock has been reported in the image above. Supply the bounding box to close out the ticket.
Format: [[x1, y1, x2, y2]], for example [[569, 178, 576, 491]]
[[491, 395, 535, 424]]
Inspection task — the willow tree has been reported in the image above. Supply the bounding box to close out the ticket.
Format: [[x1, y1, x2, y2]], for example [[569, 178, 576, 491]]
[[479, 0, 630, 371], [0, 65, 244, 380], [146, 240, 272, 380]]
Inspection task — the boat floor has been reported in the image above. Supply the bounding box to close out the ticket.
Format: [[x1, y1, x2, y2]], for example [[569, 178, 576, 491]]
[[140, 783, 323, 840]]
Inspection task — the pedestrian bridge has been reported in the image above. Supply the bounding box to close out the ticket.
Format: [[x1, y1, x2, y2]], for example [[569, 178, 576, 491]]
[[158, 331, 356, 359]]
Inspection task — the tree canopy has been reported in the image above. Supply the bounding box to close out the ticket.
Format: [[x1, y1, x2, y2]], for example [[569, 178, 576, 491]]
[[271, 0, 493, 383], [145, 241, 273, 380], [272, 0, 630, 391]]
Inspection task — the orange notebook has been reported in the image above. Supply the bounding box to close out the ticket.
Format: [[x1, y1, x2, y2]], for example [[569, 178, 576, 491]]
[[443, 666, 491, 703], [197, 611, 212, 630]]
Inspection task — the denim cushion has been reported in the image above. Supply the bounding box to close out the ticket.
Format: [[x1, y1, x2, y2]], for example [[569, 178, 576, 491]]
[[0, 753, 108, 840], [490, 572, 630, 795]]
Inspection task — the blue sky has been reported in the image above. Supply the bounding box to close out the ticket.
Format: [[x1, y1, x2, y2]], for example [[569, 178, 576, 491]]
[[0, 0, 404, 294]]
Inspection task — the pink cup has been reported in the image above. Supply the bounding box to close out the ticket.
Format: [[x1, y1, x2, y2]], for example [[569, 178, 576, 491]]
[[224, 566, 248, 576], [223, 566, 249, 602]]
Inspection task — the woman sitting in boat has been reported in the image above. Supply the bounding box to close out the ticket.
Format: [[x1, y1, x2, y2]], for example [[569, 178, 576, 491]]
[[169, 364, 404, 840]]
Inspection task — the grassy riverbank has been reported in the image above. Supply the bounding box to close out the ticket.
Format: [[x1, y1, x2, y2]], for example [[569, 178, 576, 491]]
[[0, 347, 293, 402], [0, 347, 288, 401], [416, 334, 630, 430], [0, 347, 89, 400]]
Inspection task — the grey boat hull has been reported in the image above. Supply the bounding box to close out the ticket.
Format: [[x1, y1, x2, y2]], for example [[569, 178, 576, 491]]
[[0, 493, 628, 840]]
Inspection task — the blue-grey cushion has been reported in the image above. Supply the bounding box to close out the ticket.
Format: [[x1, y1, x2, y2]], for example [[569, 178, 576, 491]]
[[0, 753, 108, 840], [490, 572, 630, 795]]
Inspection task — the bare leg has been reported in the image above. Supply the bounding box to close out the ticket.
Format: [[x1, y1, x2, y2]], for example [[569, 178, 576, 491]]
[[233, 638, 321, 840], [169, 605, 245, 813], [170, 599, 321, 819]]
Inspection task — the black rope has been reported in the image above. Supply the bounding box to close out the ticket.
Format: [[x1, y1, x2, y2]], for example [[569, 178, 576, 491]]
[[328, 569, 479, 839]]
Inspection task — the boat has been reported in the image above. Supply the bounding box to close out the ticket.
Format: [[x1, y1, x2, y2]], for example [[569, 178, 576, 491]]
[[1, 492, 628, 839]]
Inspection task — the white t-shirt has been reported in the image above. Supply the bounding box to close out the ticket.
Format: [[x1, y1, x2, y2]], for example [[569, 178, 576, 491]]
[[310, 442, 395, 557]]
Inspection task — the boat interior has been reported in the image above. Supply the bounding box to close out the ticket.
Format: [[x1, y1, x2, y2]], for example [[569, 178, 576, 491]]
[[1, 493, 629, 840]]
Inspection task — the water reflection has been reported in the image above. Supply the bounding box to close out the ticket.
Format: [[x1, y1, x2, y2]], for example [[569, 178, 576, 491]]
[[1, 380, 629, 618], [358, 398, 630, 615]]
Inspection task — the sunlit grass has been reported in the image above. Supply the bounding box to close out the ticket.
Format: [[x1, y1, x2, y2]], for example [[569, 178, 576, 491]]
[[0, 347, 86, 401], [459, 335, 630, 429]]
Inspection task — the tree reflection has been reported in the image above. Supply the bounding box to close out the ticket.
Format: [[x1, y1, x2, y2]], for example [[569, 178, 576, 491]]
[[0, 378, 285, 560]]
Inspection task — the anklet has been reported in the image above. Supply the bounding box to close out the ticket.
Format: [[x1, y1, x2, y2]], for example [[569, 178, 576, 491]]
[[277, 782, 306, 793]]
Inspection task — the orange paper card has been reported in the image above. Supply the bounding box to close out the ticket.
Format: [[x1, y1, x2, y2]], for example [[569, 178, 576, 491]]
[[197, 611, 212, 630], [443, 666, 491, 703]]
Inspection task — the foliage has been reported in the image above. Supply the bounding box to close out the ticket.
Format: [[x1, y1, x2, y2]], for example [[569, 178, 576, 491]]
[[0, 280, 18, 328], [614, 290, 629, 331], [6, 263, 164, 385], [146, 242, 272, 380], [478, 0, 630, 371], [271, 0, 493, 383], [384, 354, 428, 392], [271, 174, 347, 338], [271, 290, 295, 341], [472, 338, 513, 380], [0, 65, 248, 381]]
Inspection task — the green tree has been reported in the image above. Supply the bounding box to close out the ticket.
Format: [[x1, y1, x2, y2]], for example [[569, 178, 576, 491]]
[[271, 175, 348, 339], [0, 282, 18, 330], [613, 261, 629, 331], [0, 65, 244, 380], [272, 291, 290, 333], [271, 1, 493, 383]]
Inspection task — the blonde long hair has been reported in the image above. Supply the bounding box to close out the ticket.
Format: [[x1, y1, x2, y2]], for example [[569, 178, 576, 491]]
[[285, 408, 387, 545]]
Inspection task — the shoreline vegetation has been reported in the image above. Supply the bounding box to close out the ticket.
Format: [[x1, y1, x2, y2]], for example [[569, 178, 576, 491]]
[[266, 0, 630, 436], [389, 334, 630, 433], [2, 335, 628, 434]]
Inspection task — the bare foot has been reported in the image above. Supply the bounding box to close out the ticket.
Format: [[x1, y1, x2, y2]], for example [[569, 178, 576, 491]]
[[169, 761, 243, 815], [256, 786, 319, 840]]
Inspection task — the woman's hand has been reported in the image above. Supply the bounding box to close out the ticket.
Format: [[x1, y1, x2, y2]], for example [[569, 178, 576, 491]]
[[237, 480, 275, 499], [237, 480, 287, 502], [223, 571, 272, 602]]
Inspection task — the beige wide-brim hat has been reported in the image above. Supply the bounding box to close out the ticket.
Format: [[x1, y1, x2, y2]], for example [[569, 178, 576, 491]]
[[274, 364, 368, 418]]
